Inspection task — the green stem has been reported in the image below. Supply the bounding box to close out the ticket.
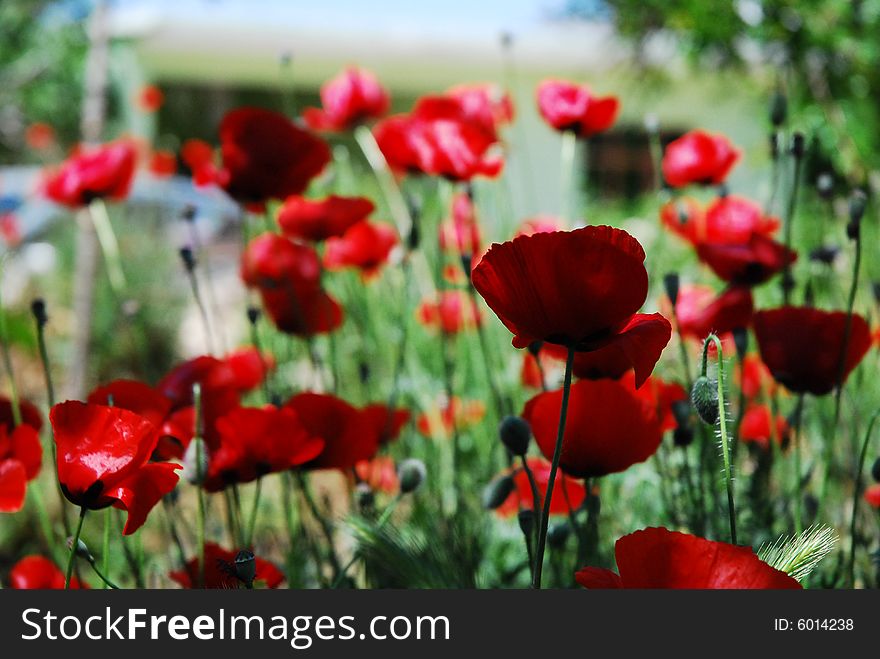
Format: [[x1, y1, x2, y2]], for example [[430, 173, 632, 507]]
[[847, 408, 880, 588], [296, 471, 342, 578], [791, 393, 806, 534], [532, 346, 575, 589], [102, 508, 111, 589], [781, 147, 802, 305], [88, 556, 119, 589], [331, 493, 403, 588], [88, 198, 127, 295], [559, 130, 577, 225], [244, 477, 263, 548], [64, 508, 87, 589], [193, 383, 207, 587]]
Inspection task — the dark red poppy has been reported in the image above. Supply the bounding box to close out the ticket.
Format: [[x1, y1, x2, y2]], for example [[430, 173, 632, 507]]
[[472, 226, 671, 387], [671, 284, 754, 341], [736, 354, 776, 400], [277, 194, 375, 242], [439, 192, 482, 256], [374, 97, 503, 181], [416, 397, 486, 440], [169, 543, 284, 589], [696, 232, 796, 286], [416, 290, 482, 334], [495, 457, 587, 517], [740, 404, 789, 450], [204, 406, 324, 491], [753, 307, 872, 396], [0, 424, 42, 512], [148, 149, 177, 178], [446, 83, 514, 137], [576, 527, 800, 589], [864, 484, 880, 509], [284, 393, 379, 471], [9, 556, 87, 589], [304, 67, 390, 132], [1, 396, 43, 433], [521, 350, 557, 389], [661, 195, 780, 246], [88, 379, 173, 431], [181, 138, 215, 175], [50, 401, 180, 534], [662, 130, 740, 188], [215, 107, 330, 206], [522, 378, 663, 479], [361, 404, 410, 444], [137, 85, 164, 113], [536, 79, 619, 137], [223, 347, 274, 394], [44, 140, 137, 208], [323, 220, 398, 278]]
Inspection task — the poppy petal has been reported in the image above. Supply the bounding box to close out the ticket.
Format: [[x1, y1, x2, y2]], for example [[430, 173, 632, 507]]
[[0, 459, 27, 512], [111, 462, 181, 535]]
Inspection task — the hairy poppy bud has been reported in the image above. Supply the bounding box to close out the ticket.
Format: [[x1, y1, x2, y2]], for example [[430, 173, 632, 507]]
[[871, 456, 880, 483], [517, 509, 534, 538], [182, 437, 209, 485], [31, 298, 48, 327], [673, 426, 694, 447], [246, 305, 261, 325], [179, 246, 196, 272], [691, 375, 719, 425], [482, 474, 515, 510], [791, 132, 805, 159], [732, 326, 748, 360], [663, 273, 680, 307], [548, 522, 571, 549], [769, 91, 787, 127], [398, 458, 426, 494], [499, 416, 531, 456], [671, 400, 691, 429], [68, 536, 93, 562], [234, 550, 256, 586], [816, 172, 834, 200]]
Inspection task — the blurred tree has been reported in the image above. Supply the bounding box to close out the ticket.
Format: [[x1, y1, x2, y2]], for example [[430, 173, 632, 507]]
[[0, 0, 88, 163], [568, 0, 880, 187]]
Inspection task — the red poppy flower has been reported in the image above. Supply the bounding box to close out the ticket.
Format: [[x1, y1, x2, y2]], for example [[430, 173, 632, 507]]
[[25, 122, 56, 151], [439, 192, 482, 256], [622, 372, 687, 433], [416, 397, 486, 439], [0, 420, 42, 513], [204, 405, 324, 491], [136, 84, 165, 113], [9, 556, 87, 589], [88, 379, 173, 431], [661, 195, 780, 246], [662, 130, 740, 188], [51, 401, 180, 534], [737, 355, 776, 401], [361, 404, 410, 444], [355, 456, 399, 493], [495, 457, 587, 517], [696, 232, 796, 286], [740, 404, 789, 450], [753, 307, 872, 396], [169, 543, 284, 589], [521, 350, 556, 389], [277, 194, 375, 242], [284, 393, 379, 471], [516, 215, 563, 237], [416, 290, 482, 334], [536, 79, 619, 137], [864, 484, 880, 509], [215, 107, 331, 206], [44, 140, 137, 208], [446, 83, 514, 137], [323, 220, 398, 277], [1, 396, 43, 433], [304, 67, 390, 132], [223, 347, 274, 393], [522, 378, 663, 479], [181, 138, 215, 174], [374, 97, 503, 181], [472, 226, 671, 387], [148, 149, 177, 178], [670, 284, 754, 341], [576, 527, 801, 589]]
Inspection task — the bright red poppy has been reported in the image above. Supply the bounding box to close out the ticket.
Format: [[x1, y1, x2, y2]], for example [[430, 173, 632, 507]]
[[213, 107, 330, 207], [181, 138, 215, 177], [417, 290, 482, 334], [536, 79, 619, 137], [472, 226, 671, 387], [9, 556, 87, 589], [753, 307, 872, 396], [323, 220, 398, 278], [622, 372, 687, 433], [740, 404, 789, 450], [204, 405, 324, 491], [87, 379, 173, 431], [736, 354, 776, 401], [50, 401, 180, 534], [661, 195, 780, 246], [495, 457, 587, 517], [0, 424, 42, 513], [696, 232, 796, 286], [439, 192, 482, 256], [864, 484, 880, 509], [522, 377, 663, 479], [416, 397, 486, 439], [304, 67, 390, 132], [521, 349, 559, 389], [446, 83, 514, 138], [148, 149, 177, 178], [662, 130, 740, 188], [44, 140, 137, 208], [169, 543, 284, 589], [277, 194, 375, 242], [136, 84, 165, 113], [576, 527, 801, 589], [223, 347, 274, 394], [670, 284, 753, 341]]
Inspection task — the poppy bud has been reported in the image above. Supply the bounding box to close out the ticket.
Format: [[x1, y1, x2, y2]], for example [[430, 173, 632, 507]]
[[517, 509, 534, 538], [358, 362, 370, 384], [407, 222, 420, 251], [548, 522, 571, 549], [246, 305, 261, 325], [691, 375, 719, 425], [871, 457, 880, 483], [499, 416, 531, 457], [847, 189, 867, 240], [769, 133, 780, 159], [234, 550, 256, 586], [816, 172, 834, 200], [732, 326, 748, 360], [397, 458, 426, 494], [769, 91, 787, 127], [663, 273, 679, 307], [482, 474, 516, 510], [68, 536, 93, 562], [872, 282, 880, 306], [809, 245, 839, 265], [791, 132, 805, 159], [179, 246, 196, 272], [671, 400, 691, 428], [673, 426, 694, 447], [30, 298, 48, 327], [356, 482, 375, 510], [182, 437, 209, 485], [180, 204, 197, 222]]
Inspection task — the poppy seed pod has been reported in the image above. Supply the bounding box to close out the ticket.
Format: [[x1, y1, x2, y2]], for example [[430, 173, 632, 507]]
[[548, 522, 571, 549], [663, 273, 680, 307], [847, 189, 867, 240], [246, 305, 261, 325], [234, 550, 256, 586], [791, 132, 805, 159], [769, 91, 787, 127], [182, 437, 209, 485], [816, 172, 834, 200], [871, 457, 880, 483], [499, 415, 531, 456], [673, 426, 694, 447], [517, 509, 535, 538], [691, 376, 719, 425], [68, 537, 93, 562], [732, 326, 748, 360], [482, 474, 516, 510], [31, 298, 48, 327], [179, 246, 196, 272], [398, 458, 426, 494]]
